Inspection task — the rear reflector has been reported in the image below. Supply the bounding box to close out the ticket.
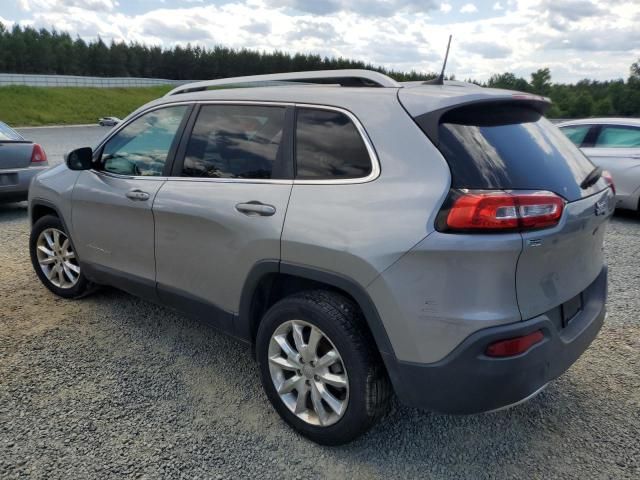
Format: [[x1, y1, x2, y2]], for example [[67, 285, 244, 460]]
[[443, 190, 564, 232], [602, 170, 615, 194], [31, 144, 47, 163], [485, 330, 544, 357]]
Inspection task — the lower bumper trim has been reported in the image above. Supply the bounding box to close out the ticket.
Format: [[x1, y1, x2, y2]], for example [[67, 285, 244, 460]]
[[382, 266, 607, 414]]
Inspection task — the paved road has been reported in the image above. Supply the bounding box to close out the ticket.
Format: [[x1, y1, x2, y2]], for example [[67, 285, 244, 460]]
[[17, 125, 109, 166]]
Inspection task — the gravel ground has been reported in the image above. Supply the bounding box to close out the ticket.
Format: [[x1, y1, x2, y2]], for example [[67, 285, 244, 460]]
[[0, 203, 638, 479], [1, 122, 639, 478]]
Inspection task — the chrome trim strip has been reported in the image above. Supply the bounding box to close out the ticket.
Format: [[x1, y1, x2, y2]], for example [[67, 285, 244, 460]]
[[92, 100, 380, 185], [160, 177, 294, 185]]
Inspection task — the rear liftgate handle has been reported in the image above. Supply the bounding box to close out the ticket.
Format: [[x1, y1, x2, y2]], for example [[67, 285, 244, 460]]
[[126, 189, 150, 201], [235, 201, 276, 217]]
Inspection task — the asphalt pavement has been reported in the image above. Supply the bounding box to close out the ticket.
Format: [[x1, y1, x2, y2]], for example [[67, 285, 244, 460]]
[[17, 125, 108, 166]]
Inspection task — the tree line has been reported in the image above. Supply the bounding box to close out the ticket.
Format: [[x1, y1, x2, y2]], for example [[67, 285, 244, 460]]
[[485, 67, 640, 118], [1, 23, 639, 118], [0, 23, 429, 82]]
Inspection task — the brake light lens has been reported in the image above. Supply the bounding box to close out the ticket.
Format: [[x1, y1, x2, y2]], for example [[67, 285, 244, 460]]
[[602, 170, 615, 194], [443, 190, 564, 232], [30, 144, 47, 163], [485, 330, 544, 357]]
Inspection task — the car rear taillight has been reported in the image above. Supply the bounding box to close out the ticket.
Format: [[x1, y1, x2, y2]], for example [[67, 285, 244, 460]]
[[485, 330, 544, 357], [602, 170, 615, 194], [31, 144, 47, 164], [439, 190, 565, 232]]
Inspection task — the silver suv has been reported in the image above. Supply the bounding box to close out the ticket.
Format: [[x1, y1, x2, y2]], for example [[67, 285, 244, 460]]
[[28, 70, 614, 445]]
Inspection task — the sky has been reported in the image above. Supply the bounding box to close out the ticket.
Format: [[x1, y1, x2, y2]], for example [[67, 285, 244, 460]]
[[1, 0, 639, 83]]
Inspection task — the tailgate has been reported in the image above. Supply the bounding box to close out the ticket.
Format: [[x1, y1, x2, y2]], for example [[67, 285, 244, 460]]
[[516, 188, 614, 319], [0, 142, 33, 169]]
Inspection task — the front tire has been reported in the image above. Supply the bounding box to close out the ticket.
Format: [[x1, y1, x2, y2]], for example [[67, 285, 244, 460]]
[[30, 215, 93, 299], [256, 290, 391, 445]]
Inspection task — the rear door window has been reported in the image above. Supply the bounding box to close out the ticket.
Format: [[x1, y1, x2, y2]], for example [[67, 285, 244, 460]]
[[560, 125, 591, 146], [434, 104, 597, 201], [295, 108, 372, 180], [594, 126, 640, 148], [181, 105, 287, 179]]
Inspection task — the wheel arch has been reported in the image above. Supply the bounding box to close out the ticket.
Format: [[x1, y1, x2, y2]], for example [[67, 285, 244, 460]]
[[30, 200, 76, 254], [30, 199, 69, 228], [237, 261, 396, 360]]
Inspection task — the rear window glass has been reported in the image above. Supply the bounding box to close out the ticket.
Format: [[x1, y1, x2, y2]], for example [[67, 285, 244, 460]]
[[0, 121, 23, 141], [295, 108, 371, 180], [436, 105, 596, 201]]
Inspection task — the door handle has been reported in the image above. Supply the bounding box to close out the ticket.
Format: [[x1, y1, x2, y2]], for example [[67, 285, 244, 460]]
[[235, 202, 276, 216], [126, 189, 150, 201]]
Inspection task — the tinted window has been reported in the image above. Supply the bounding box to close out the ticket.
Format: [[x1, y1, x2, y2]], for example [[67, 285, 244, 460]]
[[436, 105, 596, 201], [101, 106, 187, 176], [0, 121, 23, 141], [295, 109, 371, 180], [182, 105, 286, 179], [560, 125, 591, 146], [595, 125, 640, 148]]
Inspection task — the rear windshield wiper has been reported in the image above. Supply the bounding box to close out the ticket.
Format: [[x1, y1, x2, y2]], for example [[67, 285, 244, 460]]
[[580, 166, 602, 190]]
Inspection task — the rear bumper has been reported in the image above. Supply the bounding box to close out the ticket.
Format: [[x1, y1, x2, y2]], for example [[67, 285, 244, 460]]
[[0, 166, 47, 201], [384, 266, 607, 414]]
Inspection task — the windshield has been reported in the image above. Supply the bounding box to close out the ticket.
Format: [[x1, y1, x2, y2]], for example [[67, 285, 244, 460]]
[[435, 105, 599, 201]]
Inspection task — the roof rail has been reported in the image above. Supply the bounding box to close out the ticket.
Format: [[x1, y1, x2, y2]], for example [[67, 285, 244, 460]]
[[164, 69, 400, 96]]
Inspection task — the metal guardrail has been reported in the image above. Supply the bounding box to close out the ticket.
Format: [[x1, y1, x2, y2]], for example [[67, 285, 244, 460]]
[[0, 73, 192, 88]]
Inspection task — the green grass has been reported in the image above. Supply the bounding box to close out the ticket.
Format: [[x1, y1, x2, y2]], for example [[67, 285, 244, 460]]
[[0, 85, 173, 127]]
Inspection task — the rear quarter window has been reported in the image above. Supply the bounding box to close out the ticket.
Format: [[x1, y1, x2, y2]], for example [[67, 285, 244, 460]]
[[295, 108, 372, 180], [433, 104, 598, 201]]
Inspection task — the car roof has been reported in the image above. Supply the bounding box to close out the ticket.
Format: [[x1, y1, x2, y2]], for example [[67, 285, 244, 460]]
[[557, 118, 640, 128]]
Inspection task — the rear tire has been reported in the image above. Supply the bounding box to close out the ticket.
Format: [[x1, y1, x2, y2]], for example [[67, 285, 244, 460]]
[[30, 215, 93, 299], [256, 290, 391, 445]]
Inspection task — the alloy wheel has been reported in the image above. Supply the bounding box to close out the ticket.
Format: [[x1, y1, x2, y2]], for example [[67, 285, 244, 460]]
[[268, 320, 349, 427], [36, 227, 80, 289]]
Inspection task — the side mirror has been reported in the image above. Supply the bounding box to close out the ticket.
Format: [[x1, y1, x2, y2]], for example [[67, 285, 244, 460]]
[[66, 147, 94, 171]]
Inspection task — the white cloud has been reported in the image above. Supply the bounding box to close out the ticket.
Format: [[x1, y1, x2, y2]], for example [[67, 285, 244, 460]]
[[265, 0, 439, 16], [18, 0, 117, 12], [6, 0, 640, 83], [440, 2, 452, 13], [493, 2, 503, 10], [460, 3, 478, 13], [462, 40, 511, 58], [0, 15, 15, 28]]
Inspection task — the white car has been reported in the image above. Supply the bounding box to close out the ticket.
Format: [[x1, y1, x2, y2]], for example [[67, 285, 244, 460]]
[[98, 117, 121, 127], [558, 118, 640, 212]]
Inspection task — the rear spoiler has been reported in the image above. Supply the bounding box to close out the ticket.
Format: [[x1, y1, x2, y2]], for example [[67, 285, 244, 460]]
[[412, 95, 551, 146]]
